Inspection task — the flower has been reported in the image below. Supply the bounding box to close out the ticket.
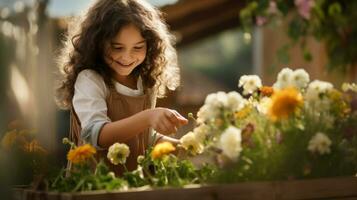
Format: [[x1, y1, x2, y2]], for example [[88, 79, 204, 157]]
[[260, 86, 274, 96], [294, 0, 315, 20], [291, 69, 310, 89], [67, 144, 96, 164], [151, 142, 176, 159], [308, 132, 332, 155], [197, 104, 219, 123], [273, 68, 309, 90], [205, 91, 228, 108], [1, 129, 28, 151], [268, 87, 303, 121], [238, 75, 262, 95], [1, 130, 19, 150], [268, 1, 278, 14], [274, 68, 293, 89], [180, 132, 204, 155], [256, 16, 267, 26], [227, 91, 246, 111], [342, 83, 357, 93], [219, 126, 242, 161], [257, 96, 272, 115], [193, 124, 210, 142], [235, 105, 252, 119], [305, 80, 334, 108], [107, 143, 130, 165], [23, 139, 47, 154]]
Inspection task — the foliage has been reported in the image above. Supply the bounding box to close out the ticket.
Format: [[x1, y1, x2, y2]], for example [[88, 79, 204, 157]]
[[45, 68, 357, 191], [48, 138, 215, 192], [240, 0, 357, 72], [49, 140, 127, 192], [0, 122, 48, 185], [180, 68, 357, 183]]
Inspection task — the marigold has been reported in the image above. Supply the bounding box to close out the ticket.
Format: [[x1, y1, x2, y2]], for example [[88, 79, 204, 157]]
[[67, 144, 96, 164], [151, 142, 176, 159], [268, 87, 303, 121], [260, 86, 274, 96]]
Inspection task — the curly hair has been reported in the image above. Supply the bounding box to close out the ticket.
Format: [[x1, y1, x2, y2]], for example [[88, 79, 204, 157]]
[[56, 0, 179, 109]]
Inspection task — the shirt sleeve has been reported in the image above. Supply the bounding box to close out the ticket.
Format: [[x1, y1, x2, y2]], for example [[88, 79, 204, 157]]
[[72, 70, 111, 149]]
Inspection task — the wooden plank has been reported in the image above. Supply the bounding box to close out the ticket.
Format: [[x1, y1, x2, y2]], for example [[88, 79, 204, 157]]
[[212, 181, 277, 200], [277, 177, 357, 200], [12, 177, 357, 200]]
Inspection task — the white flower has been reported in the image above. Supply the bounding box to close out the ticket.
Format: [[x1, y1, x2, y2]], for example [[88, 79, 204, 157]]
[[273, 68, 309, 90], [219, 126, 242, 161], [205, 91, 228, 108], [238, 75, 262, 95], [193, 124, 210, 142], [274, 68, 293, 89], [197, 104, 219, 123], [305, 80, 333, 102], [291, 69, 310, 89], [342, 83, 357, 92], [108, 172, 116, 178], [180, 131, 204, 155], [227, 91, 245, 111], [256, 96, 271, 115], [308, 132, 332, 155], [107, 143, 130, 165]]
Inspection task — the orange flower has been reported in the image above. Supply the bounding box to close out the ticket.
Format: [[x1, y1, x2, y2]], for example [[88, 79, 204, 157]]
[[67, 144, 96, 164], [23, 139, 47, 154], [1, 130, 18, 150], [1, 130, 27, 150], [260, 86, 274, 96], [268, 87, 303, 121], [151, 142, 176, 159]]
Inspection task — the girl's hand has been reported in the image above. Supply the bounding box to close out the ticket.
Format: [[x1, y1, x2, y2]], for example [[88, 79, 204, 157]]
[[147, 107, 188, 135]]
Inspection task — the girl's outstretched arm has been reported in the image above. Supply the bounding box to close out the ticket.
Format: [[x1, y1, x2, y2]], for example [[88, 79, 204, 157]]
[[98, 107, 188, 148]]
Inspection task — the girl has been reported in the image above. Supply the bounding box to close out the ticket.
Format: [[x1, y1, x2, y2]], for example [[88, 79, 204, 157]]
[[56, 0, 188, 174]]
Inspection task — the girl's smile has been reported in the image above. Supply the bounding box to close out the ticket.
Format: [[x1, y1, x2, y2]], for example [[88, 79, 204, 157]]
[[114, 59, 136, 68]]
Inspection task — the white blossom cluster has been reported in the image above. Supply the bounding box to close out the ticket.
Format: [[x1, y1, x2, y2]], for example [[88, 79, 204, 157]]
[[273, 68, 310, 90]]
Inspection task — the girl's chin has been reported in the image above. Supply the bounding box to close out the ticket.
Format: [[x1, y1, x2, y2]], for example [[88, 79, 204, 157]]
[[115, 68, 134, 76]]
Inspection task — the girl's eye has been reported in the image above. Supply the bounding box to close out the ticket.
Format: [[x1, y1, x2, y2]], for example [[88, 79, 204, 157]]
[[113, 46, 123, 50], [134, 46, 144, 50]]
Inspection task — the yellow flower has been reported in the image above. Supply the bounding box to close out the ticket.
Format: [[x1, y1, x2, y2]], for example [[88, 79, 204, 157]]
[[235, 105, 252, 119], [151, 142, 176, 159], [23, 139, 47, 154], [1, 130, 18, 150], [268, 87, 303, 121], [67, 144, 96, 164]]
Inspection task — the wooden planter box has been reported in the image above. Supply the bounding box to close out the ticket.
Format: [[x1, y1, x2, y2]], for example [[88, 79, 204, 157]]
[[12, 176, 357, 200]]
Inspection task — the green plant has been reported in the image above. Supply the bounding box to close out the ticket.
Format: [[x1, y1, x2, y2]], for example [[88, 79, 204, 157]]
[[240, 0, 357, 72], [180, 68, 357, 183]]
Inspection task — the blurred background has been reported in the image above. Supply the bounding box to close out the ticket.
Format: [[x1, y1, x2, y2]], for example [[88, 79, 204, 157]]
[[0, 0, 356, 191]]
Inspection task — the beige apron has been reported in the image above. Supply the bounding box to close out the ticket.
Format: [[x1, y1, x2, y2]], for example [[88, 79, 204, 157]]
[[69, 85, 156, 175]]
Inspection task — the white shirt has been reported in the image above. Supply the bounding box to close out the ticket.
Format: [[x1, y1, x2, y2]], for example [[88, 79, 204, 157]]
[[72, 69, 144, 148]]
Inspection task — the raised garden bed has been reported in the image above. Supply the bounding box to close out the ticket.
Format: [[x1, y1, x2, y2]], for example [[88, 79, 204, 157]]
[[13, 176, 357, 200]]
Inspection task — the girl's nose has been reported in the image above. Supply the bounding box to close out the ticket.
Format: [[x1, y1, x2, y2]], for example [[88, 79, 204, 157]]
[[120, 51, 133, 63]]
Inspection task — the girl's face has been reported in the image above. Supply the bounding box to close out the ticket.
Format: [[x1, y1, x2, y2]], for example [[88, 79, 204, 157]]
[[104, 23, 147, 80]]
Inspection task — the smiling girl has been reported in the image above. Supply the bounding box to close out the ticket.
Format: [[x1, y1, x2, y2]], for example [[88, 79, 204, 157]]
[[56, 0, 187, 174]]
